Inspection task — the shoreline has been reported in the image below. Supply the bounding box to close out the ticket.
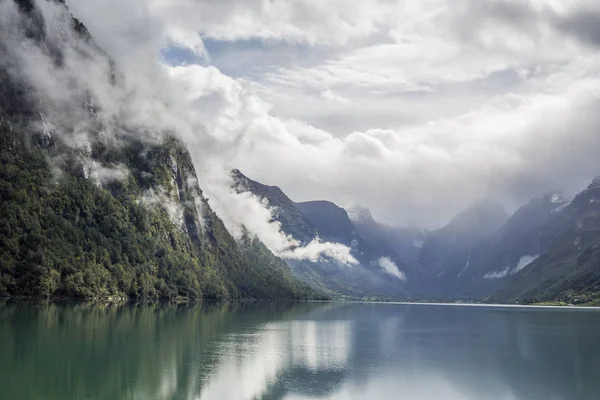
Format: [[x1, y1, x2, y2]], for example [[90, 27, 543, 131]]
[[2, 296, 600, 310]]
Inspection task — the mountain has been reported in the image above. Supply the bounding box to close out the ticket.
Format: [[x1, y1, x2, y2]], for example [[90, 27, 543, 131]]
[[232, 171, 408, 299], [295, 201, 358, 244], [493, 179, 600, 304], [348, 205, 425, 268], [294, 201, 375, 264], [421, 193, 569, 299], [346, 187, 600, 305], [232, 169, 317, 243], [0, 0, 321, 301], [414, 200, 509, 298]]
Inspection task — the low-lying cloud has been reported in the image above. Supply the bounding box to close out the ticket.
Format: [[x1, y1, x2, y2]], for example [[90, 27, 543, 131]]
[[515, 255, 538, 272], [377, 257, 406, 280], [1, 0, 361, 264], [12, 0, 600, 235], [201, 168, 357, 264], [483, 267, 511, 280], [484, 254, 539, 279]]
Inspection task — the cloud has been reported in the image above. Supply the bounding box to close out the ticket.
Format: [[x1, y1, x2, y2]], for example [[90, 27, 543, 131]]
[[320, 88, 352, 104], [139, 0, 395, 46], [54, 0, 600, 231], [483, 254, 538, 279], [377, 257, 406, 280], [90, 162, 129, 184], [200, 167, 357, 265], [515, 254, 538, 272], [138, 187, 185, 229], [483, 267, 511, 280]]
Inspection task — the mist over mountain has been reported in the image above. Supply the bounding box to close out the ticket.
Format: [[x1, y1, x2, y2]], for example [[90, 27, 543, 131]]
[[413, 193, 570, 300], [3, 0, 600, 305], [0, 0, 320, 300], [348, 205, 425, 267], [493, 178, 600, 304], [413, 201, 508, 293], [232, 170, 408, 298]]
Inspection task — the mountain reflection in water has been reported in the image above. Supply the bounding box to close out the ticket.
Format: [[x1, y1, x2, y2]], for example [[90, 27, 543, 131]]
[[1, 301, 599, 400]]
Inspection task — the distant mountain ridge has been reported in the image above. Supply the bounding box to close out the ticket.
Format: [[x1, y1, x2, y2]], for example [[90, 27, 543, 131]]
[[425, 192, 571, 300], [232, 169, 318, 243], [409, 200, 508, 298], [234, 168, 600, 304], [492, 178, 600, 304], [294, 200, 376, 265], [232, 170, 408, 298]]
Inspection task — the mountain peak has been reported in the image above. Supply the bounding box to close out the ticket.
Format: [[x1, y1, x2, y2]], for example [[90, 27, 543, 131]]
[[231, 169, 290, 200], [231, 168, 244, 179], [295, 200, 359, 246], [346, 204, 374, 223], [586, 176, 600, 191]]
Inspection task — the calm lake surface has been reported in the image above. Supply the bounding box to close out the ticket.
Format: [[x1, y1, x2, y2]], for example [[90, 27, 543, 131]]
[[1, 301, 600, 400]]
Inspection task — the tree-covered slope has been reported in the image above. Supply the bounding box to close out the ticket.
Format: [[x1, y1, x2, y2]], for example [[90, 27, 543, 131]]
[[0, 116, 318, 300], [0, 0, 321, 301]]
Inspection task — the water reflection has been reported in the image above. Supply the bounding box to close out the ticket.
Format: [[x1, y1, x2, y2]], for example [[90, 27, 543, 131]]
[[1, 301, 600, 400]]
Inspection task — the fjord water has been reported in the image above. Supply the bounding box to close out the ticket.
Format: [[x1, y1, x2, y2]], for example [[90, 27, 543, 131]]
[[1, 302, 599, 400]]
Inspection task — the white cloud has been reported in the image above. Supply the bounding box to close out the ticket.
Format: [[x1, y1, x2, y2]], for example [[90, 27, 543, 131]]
[[90, 162, 129, 184], [4, 0, 360, 265], [58, 0, 600, 230], [484, 254, 538, 279], [320, 88, 353, 104], [200, 167, 357, 265], [165, 27, 208, 60], [143, 0, 396, 46], [138, 187, 185, 229], [515, 255, 538, 272], [377, 257, 407, 280], [484, 267, 511, 280]]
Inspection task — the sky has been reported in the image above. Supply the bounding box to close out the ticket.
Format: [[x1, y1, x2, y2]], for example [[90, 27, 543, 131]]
[[63, 0, 600, 228]]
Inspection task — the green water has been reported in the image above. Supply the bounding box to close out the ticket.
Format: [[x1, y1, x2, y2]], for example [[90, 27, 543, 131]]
[[1, 301, 600, 400]]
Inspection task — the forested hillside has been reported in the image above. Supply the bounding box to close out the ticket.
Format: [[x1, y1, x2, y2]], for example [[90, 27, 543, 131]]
[[0, 0, 321, 301]]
